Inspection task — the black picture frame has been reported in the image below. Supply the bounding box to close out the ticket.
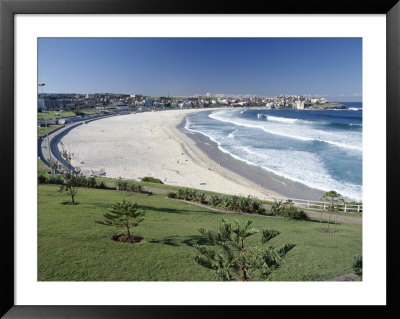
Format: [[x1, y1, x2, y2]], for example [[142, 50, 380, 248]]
[[1, 0, 399, 318]]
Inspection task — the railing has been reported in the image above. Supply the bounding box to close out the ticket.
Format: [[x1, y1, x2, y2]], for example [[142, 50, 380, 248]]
[[270, 197, 362, 213]]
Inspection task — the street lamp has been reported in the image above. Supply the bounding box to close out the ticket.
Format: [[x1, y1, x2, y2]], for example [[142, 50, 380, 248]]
[[39, 83, 53, 174]]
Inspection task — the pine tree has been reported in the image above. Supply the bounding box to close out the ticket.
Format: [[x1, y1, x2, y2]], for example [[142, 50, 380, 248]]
[[194, 218, 295, 281], [320, 190, 344, 233], [96, 200, 145, 237]]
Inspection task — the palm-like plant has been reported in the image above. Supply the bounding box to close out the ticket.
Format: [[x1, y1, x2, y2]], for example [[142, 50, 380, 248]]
[[194, 218, 295, 281]]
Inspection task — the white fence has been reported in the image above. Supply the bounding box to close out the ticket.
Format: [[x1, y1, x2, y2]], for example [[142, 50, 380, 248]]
[[271, 197, 362, 213]]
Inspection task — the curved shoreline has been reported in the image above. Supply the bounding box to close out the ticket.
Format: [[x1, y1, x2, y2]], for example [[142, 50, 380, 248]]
[[179, 112, 325, 201], [59, 108, 288, 201]]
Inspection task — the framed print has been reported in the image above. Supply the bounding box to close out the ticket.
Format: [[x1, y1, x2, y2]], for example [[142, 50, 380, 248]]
[[1, 0, 399, 318]]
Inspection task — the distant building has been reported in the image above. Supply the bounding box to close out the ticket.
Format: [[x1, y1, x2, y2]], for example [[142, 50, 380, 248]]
[[144, 99, 153, 107], [116, 103, 131, 110], [153, 102, 165, 108], [295, 100, 305, 109]]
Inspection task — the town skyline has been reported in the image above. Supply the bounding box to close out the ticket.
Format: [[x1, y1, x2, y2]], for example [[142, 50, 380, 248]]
[[39, 38, 362, 102]]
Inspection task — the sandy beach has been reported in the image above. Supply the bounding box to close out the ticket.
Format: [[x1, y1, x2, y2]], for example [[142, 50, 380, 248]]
[[59, 109, 288, 201]]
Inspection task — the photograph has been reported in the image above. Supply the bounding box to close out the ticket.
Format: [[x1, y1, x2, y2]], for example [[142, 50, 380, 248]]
[[2, 1, 398, 315], [37, 37, 363, 282]]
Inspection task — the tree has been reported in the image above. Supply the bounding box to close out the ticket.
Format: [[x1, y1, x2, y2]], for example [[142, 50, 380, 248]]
[[320, 190, 344, 233], [194, 218, 295, 281], [95, 200, 145, 237], [58, 145, 86, 204]]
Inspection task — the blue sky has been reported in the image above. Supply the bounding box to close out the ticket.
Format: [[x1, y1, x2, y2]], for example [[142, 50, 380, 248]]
[[38, 38, 362, 102]]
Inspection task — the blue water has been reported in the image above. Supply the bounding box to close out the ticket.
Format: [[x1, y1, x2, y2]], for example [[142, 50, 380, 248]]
[[185, 102, 362, 201]]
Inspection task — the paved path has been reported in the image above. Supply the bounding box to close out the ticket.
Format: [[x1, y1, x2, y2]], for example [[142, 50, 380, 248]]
[[304, 210, 361, 224], [38, 114, 117, 172]]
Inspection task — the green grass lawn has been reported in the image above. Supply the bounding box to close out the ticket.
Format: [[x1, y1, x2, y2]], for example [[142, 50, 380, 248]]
[[38, 184, 362, 281], [38, 110, 98, 120], [38, 111, 77, 119], [37, 125, 62, 138]]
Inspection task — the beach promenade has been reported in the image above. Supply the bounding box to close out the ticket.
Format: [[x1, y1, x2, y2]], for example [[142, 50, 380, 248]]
[[59, 109, 285, 201]]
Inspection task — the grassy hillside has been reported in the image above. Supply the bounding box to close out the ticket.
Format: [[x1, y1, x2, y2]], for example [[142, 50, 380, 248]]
[[38, 184, 362, 281]]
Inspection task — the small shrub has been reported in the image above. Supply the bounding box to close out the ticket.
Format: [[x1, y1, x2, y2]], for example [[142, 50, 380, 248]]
[[182, 188, 196, 201], [134, 184, 144, 193], [117, 179, 128, 191], [270, 200, 284, 216], [229, 196, 240, 210], [249, 199, 266, 215], [196, 192, 207, 204], [219, 195, 232, 209], [274, 200, 309, 220], [141, 176, 163, 184], [85, 177, 97, 188], [238, 196, 252, 212], [48, 174, 64, 185], [351, 254, 362, 277], [177, 189, 185, 199], [167, 192, 177, 199], [38, 174, 49, 184], [209, 195, 221, 207]]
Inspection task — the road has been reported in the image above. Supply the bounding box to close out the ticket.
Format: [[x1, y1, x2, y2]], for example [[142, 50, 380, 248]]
[[38, 114, 118, 173]]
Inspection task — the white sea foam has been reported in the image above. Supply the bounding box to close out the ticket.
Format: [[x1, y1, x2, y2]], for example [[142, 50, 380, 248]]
[[228, 129, 237, 138], [209, 110, 362, 151], [232, 145, 362, 200], [186, 110, 362, 200], [265, 115, 298, 123]]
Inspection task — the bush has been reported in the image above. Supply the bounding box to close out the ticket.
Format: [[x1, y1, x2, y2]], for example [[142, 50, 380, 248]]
[[141, 176, 163, 184], [85, 177, 97, 188], [209, 195, 222, 207], [238, 196, 252, 212], [249, 199, 266, 215], [196, 192, 207, 204], [133, 184, 144, 193], [48, 174, 64, 185], [117, 179, 129, 191], [351, 254, 362, 277], [173, 189, 265, 215], [280, 200, 309, 220], [219, 195, 232, 209], [38, 173, 49, 184], [167, 192, 177, 199], [270, 200, 284, 216], [178, 188, 197, 201]]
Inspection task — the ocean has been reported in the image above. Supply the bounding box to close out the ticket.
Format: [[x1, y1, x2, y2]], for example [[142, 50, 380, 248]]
[[184, 102, 362, 201]]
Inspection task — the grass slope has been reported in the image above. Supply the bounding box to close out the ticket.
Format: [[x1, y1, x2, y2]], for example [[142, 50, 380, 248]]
[[38, 184, 362, 281]]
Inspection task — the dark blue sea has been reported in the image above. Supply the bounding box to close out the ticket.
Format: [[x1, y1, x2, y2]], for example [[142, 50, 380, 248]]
[[185, 102, 362, 201]]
